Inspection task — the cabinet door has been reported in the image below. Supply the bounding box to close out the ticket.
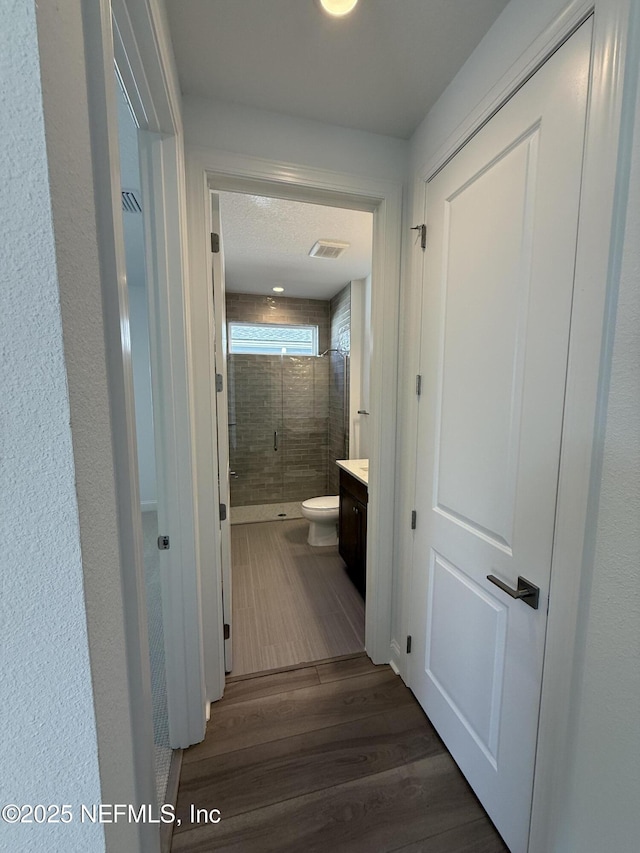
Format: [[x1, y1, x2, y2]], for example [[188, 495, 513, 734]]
[[356, 499, 367, 598], [339, 489, 358, 572]]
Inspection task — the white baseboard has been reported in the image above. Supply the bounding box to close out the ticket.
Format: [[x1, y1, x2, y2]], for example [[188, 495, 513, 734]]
[[389, 639, 403, 679], [141, 500, 158, 512], [160, 748, 183, 853]]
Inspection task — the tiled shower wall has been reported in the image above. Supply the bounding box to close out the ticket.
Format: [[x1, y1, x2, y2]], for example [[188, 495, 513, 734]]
[[226, 293, 331, 506], [328, 284, 351, 495], [226, 293, 330, 350]]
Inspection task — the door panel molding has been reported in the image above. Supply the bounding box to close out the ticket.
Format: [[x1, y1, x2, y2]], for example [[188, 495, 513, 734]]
[[426, 551, 507, 766]]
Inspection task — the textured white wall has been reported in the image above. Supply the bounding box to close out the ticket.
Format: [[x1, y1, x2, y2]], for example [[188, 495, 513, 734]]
[[0, 2, 104, 851], [184, 95, 408, 182], [560, 49, 640, 851], [4, 0, 158, 850]]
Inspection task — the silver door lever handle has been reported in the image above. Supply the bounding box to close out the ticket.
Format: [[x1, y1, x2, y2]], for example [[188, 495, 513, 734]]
[[487, 575, 540, 609]]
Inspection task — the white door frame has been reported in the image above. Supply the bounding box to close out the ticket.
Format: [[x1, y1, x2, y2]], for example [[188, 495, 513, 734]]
[[186, 147, 403, 703], [81, 5, 159, 850], [409, 1, 639, 850], [110, 0, 206, 752], [209, 192, 233, 673]]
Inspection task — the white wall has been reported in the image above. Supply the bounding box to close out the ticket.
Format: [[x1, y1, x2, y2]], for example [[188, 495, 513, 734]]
[[560, 47, 640, 850], [0, 2, 105, 851], [395, 0, 640, 850], [117, 86, 157, 509], [184, 96, 408, 183]]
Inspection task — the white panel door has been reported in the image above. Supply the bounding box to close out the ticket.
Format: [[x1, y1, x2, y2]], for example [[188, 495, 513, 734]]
[[410, 20, 592, 853]]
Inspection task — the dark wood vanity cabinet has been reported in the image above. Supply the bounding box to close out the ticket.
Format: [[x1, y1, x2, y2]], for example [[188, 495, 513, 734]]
[[338, 468, 368, 599]]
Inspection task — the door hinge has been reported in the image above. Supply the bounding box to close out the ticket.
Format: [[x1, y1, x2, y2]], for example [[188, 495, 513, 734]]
[[211, 232, 220, 253], [416, 374, 422, 397], [411, 510, 417, 530], [219, 503, 227, 522], [157, 535, 170, 550], [216, 373, 223, 393], [223, 623, 230, 640], [406, 635, 412, 654], [411, 223, 426, 250]]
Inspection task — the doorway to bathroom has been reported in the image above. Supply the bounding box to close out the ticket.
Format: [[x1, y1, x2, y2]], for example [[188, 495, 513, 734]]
[[216, 190, 374, 676]]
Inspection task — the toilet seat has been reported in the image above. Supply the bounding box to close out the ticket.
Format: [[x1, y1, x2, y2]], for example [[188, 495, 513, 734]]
[[302, 495, 339, 513]]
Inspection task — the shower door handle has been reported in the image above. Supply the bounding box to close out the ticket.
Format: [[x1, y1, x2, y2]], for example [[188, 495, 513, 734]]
[[274, 430, 278, 452]]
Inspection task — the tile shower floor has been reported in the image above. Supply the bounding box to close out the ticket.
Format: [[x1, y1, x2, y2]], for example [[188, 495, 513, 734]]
[[230, 501, 304, 525]]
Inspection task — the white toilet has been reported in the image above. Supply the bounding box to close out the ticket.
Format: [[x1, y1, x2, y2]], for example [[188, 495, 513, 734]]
[[301, 495, 340, 546]]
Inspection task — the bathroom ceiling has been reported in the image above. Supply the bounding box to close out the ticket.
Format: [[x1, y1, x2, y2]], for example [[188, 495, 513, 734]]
[[219, 192, 373, 300], [165, 0, 509, 139]]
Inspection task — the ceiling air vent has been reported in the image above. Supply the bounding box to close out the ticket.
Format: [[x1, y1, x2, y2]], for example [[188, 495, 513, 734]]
[[122, 189, 142, 214], [308, 239, 350, 260]]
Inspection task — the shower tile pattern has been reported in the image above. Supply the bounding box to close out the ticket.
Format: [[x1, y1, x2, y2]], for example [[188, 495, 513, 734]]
[[328, 284, 351, 495], [226, 293, 330, 352], [226, 294, 332, 507]]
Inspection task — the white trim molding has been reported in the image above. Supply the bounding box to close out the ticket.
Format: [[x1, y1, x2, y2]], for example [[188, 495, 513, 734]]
[[114, 0, 206, 751], [529, 1, 639, 849], [185, 146, 403, 701]]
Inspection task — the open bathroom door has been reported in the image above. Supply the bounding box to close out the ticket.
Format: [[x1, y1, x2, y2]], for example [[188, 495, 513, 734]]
[[210, 192, 233, 673]]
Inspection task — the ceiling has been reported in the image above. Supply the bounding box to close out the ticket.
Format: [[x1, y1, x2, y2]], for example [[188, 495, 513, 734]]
[[166, 0, 509, 139], [219, 192, 373, 299]]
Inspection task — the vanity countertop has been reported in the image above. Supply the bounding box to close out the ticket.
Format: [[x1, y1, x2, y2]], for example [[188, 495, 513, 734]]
[[336, 459, 369, 487]]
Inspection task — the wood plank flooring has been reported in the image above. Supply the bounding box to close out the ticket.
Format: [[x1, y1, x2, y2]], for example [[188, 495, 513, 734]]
[[172, 655, 509, 853], [230, 518, 365, 676]]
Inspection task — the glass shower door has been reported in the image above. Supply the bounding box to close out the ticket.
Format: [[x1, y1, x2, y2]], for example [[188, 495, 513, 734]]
[[281, 355, 329, 502], [227, 353, 284, 507]]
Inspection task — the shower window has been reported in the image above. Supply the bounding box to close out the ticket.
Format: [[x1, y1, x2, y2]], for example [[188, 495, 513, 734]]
[[228, 322, 318, 356]]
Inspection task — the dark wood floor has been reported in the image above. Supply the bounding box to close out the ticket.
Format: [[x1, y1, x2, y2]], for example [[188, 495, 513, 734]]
[[172, 654, 508, 853]]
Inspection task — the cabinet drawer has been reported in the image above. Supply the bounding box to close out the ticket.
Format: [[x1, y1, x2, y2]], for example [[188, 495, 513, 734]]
[[339, 468, 368, 505]]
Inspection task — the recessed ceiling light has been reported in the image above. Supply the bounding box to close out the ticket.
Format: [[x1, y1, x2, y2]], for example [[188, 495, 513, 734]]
[[319, 0, 358, 17], [272, 286, 285, 293]]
